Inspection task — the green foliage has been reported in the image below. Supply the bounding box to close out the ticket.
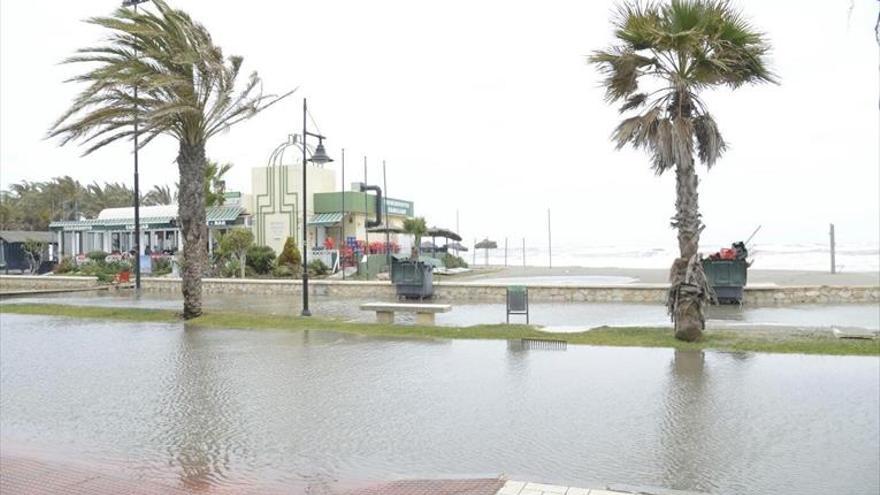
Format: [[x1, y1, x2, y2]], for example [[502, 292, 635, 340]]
[[403, 217, 428, 260], [442, 253, 468, 269], [55, 256, 76, 274], [87, 251, 109, 263], [307, 259, 329, 277], [246, 245, 276, 275], [272, 261, 302, 278], [153, 257, 172, 276], [277, 237, 302, 267], [589, 0, 775, 174], [219, 229, 254, 278]]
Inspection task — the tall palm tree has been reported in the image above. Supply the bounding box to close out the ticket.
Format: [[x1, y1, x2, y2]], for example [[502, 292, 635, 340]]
[[143, 184, 175, 206], [590, 0, 774, 341], [49, 0, 291, 318]]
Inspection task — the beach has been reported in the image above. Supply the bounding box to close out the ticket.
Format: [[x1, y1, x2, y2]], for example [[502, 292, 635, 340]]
[[453, 265, 880, 287]]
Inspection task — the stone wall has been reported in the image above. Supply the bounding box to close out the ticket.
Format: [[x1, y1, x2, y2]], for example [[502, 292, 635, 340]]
[[139, 277, 879, 305], [0, 275, 99, 291], [2, 274, 876, 305]]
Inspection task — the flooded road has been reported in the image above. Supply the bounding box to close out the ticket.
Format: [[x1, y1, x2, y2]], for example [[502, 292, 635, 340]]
[[1, 313, 878, 494], [4, 291, 879, 333]]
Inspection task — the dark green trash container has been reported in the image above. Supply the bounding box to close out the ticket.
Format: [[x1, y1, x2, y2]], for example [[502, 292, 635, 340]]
[[391, 259, 434, 300], [702, 259, 748, 304]]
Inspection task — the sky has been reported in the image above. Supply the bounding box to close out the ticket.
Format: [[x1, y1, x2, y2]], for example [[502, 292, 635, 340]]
[[1, 0, 878, 249]]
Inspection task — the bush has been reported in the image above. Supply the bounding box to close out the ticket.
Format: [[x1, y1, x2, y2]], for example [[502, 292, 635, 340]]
[[55, 256, 76, 274], [277, 237, 302, 267], [272, 261, 302, 278], [307, 259, 329, 277], [246, 245, 276, 275], [442, 253, 468, 269], [153, 257, 172, 276], [86, 251, 110, 263]]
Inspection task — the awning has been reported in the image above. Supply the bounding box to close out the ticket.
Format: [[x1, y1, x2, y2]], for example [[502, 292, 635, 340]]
[[49, 205, 244, 231], [308, 212, 343, 226]]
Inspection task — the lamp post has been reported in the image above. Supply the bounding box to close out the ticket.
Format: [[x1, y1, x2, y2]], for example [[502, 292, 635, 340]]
[[122, 0, 148, 290], [300, 98, 333, 316]]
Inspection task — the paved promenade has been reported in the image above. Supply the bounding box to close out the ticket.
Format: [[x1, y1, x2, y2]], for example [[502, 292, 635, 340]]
[[1, 454, 698, 495]]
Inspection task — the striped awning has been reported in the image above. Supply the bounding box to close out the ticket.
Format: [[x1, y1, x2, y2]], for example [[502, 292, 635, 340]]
[[308, 212, 343, 226], [49, 205, 244, 231]]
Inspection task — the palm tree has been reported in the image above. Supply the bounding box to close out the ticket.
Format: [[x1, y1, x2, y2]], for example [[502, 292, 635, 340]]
[[590, 0, 774, 341], [204, 160, 232, 207], [403, 217, 428, 261], [48, 0, 291, 318], [143, 184, 175, 206]]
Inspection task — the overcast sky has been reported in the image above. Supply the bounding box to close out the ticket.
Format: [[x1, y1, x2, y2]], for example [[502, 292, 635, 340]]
[[1, 0, 878, 248]]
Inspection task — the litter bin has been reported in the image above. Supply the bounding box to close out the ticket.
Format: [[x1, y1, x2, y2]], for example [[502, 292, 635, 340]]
[[703, 259, 747, 304], [391, 259, 434, 300]]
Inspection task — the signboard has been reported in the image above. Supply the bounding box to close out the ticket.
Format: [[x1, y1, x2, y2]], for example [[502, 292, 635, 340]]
[[385, 198, 414, 217]]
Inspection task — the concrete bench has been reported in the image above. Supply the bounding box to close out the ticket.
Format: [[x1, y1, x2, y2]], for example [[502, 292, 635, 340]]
[[360, 302, 452, 326]]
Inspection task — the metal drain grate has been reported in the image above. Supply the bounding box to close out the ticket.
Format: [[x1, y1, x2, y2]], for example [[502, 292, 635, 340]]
[[519, 338, 567, 350]]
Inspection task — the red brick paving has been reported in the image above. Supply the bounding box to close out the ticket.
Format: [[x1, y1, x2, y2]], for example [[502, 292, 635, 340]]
[[0, 454, 505, 495]]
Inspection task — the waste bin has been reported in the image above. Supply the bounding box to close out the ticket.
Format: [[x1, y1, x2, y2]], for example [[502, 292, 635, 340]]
[[703, 259, 747, 304], [391, 259, 434, 299]]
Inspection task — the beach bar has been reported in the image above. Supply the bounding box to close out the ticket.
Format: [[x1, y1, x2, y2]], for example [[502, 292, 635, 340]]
[[48, 204, 249, 257]]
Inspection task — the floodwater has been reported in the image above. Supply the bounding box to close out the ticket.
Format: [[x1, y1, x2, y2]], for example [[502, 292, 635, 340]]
[[1, 313, 878, 494], [6, 291, 879, 333]]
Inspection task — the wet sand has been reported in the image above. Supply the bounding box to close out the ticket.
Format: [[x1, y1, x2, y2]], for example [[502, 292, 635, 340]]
[[452, 265, 880, 286]]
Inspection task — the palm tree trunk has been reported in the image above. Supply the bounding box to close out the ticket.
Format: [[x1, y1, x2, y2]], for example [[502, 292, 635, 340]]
[[177, 142, 207, 319], [669, 149, 712, 342]]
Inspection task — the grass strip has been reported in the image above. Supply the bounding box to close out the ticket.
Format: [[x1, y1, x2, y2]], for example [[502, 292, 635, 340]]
[[2, 303, 878, 356]]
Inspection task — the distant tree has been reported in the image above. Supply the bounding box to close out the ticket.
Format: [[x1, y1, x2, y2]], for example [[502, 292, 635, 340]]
[[48, 0, 290, 318], [277, 237, 302, 268], [403, 217, 428, 261], [22, 239, 45, 274], [590, 0, 774, 341], [205, 161, 232, 206], [219, 229, 254, 278], [144, 185, 175, 206]]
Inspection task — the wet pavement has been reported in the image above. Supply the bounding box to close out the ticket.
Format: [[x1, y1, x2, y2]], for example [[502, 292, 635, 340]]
[[1, 313, 878, 495], [3, 291, 878, 333]]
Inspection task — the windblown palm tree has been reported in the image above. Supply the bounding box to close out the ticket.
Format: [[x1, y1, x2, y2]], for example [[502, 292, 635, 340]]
[[144, 184, 175, 206], [590, 0, 774, 341], [49, 0, 291, 318]]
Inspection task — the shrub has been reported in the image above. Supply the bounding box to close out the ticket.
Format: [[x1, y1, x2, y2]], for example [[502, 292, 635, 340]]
[[246, 245, 276, 275], [277, 237, 302, 267], [55, 256, 76, 274], [272, 261, 302, 278], [153, 257, 172, 276], [307, 259, 329, 277], [442, 253, 468, 269], [87, 251, 110, 263], [219, 229, 254, 278]]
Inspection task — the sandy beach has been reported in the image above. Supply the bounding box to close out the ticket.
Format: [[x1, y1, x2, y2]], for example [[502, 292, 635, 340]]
[[452, 265, 880, 286]]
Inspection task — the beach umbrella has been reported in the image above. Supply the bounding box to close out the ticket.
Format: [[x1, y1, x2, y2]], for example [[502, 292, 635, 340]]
[[474, 238, 498, 265], [447, 242, 468, 252]]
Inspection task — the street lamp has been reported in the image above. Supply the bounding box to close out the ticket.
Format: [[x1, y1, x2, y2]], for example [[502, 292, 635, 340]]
[[300, 98, 333, 316], [123, 0, 149, 290]]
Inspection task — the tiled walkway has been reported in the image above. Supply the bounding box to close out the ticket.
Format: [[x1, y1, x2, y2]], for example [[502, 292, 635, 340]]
[[1, 454, 698, 495]]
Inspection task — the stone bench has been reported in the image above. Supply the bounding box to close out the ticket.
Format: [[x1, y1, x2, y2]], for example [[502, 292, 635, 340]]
[[360, 302, 452, 326]]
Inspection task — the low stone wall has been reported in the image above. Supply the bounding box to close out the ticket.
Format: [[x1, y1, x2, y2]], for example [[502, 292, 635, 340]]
[[2, 274, 875, 305], [0, 275, 100, 291], [138, 277, 879, 305]]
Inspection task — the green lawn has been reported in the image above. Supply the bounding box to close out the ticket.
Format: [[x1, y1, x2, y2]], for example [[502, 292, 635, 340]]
[[2, 303, 878, 356]]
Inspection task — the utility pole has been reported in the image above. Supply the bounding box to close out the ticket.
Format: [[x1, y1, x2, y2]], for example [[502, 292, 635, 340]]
[[504, 237, 508, 267], [547, 208, 552, 269], [522, 238, 526, 268], [829, 223, 836, 274], [341, 148, 345, 280], [363, 156, 369, 252], [383, 160, 390, 268]]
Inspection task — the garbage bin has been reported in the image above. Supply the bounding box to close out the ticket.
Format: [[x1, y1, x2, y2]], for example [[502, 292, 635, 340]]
[[391, 259, 434, 300], [703, 259, 747, 304]]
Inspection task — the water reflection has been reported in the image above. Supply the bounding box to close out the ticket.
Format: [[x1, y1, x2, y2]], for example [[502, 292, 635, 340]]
[[659, 350, 714, 493], [155, 325, 250, 491]]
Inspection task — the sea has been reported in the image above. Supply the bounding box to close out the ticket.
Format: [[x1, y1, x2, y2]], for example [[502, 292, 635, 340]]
[[462, 241, 880, 272]]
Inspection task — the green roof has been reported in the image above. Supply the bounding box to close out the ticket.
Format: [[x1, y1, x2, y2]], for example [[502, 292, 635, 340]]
[[308, 212, 343, 226]]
